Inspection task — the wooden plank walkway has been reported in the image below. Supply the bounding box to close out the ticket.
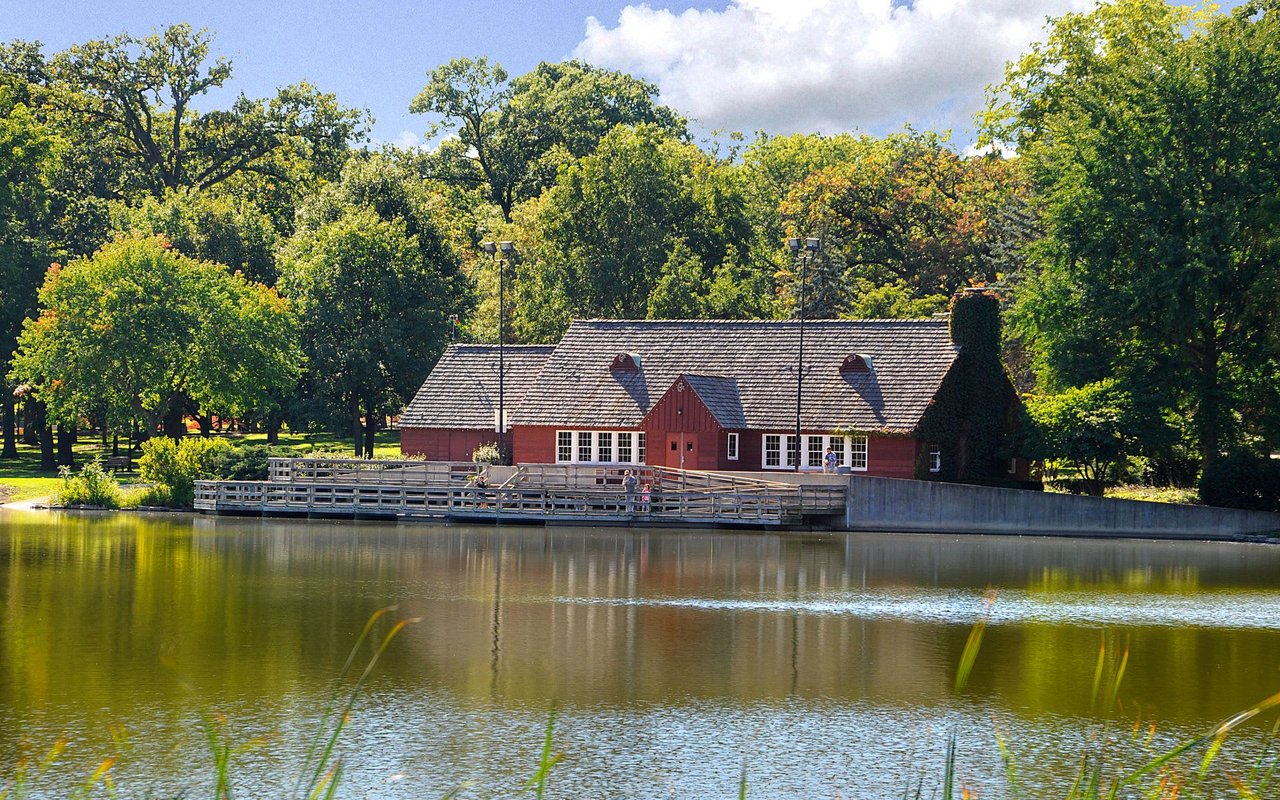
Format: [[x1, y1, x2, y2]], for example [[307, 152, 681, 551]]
[[194, 459, 846, 527]]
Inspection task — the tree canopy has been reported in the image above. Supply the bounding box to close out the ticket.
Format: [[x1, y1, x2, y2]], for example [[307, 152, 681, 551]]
[[10, 235, 301, 434]]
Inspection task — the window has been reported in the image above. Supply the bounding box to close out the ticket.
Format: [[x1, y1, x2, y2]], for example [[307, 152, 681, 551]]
[[831, 435, 846, 465], [929, 445, 941, 473], [807, 435, 825, 468], [849, 435, 868, 471], [764, 435, 781, 467], [727, 432, 739, 460], [1008, 457, 1017, 475], [555, 430, 645, 464], [787, 435, 800, 467]]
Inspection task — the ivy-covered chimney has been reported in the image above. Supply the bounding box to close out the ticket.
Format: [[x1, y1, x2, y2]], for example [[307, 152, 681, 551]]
[[949, 287, 1001, 359]]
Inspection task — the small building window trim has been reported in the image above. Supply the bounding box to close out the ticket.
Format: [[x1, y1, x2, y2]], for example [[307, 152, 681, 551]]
[[760, 433, 868, 471], [727, 432, 739, 461], [929, 445, 942, 473], [555, 430, 646, 465]]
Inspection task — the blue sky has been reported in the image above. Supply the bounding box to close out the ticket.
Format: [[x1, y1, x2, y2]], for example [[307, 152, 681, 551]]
[[0, 1, 1246, 149]]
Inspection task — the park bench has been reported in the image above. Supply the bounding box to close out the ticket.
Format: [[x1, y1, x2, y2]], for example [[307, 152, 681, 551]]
[[105, 455, 133, 471]]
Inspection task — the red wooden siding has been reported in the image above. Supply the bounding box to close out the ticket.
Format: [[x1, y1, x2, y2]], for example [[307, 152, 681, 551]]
[[869, 436, 918, 479], [400, 427, 494, 461], [642, 379, 723, 470]]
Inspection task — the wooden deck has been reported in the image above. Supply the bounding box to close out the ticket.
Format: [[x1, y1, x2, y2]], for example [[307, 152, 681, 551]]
[[194, 459, 846, 527]]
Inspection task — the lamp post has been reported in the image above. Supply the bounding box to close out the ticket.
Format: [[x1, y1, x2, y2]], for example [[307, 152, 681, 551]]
[[481, 240, 518, 465], [787, 236, 821, 471]]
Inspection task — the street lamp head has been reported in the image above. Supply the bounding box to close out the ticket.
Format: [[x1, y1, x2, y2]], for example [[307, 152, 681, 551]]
[[481, 241, 497, 255], [499, 241, 516, 255], [805, 237, 822, 253], [786, 237, 802, 253]]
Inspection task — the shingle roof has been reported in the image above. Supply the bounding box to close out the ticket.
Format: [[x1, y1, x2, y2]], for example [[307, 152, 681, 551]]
[[513, 319, 960, 433], [400, 344, 555, 429], [680, 375, 747, 429]]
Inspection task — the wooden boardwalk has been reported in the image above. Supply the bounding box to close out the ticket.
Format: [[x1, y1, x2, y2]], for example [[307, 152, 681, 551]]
[[194, 459, 846, 527]]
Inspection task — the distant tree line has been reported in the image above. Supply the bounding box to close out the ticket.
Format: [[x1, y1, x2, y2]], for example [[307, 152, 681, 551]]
[[2, 1, 1279, 504]]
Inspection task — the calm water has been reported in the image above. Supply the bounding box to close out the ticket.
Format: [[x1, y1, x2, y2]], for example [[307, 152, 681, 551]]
[[1, 511, 1279, 798]]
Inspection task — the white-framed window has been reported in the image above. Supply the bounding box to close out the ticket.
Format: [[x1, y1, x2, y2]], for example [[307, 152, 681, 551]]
[[764, 434, 782, 467], [761, 433, 869, 471], [1008, 457, 1017, 475], [555, 430, 646, 464], [727, 432, 739, 461], [929, 445, 941, 473], [807, 435, 825, 468]]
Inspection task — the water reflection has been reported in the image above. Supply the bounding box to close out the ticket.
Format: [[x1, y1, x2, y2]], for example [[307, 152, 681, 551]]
[[1, 511, 1279, 797]]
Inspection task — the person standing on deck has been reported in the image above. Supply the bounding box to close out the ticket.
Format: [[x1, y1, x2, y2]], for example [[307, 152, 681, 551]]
[[623, 469, 638, 513], [823, 446, 837, 474]]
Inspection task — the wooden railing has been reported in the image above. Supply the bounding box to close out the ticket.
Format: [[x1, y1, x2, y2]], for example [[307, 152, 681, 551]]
[[268, 458, 478, 485], [194, 480, 794, 523], [198, 458, 847, 526]]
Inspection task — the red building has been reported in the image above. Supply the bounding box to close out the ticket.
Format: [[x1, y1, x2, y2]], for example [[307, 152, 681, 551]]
[[402, 304, 1033, 484]]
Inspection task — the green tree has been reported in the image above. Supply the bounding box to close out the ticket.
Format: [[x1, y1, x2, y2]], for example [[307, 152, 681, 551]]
[[111, 190, 278, 284], [280, 195, 460, 456], [647, 240, 710, 319], [778, 130, 1021, 318], [988, 0, 1280, 467], [1023, 380, 1148, 496], [410, 57, 685, 221], [10, 235, 301, 440]]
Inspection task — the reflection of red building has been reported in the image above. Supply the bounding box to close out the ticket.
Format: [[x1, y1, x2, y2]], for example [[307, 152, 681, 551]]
[[402, 311, 1033, 484]]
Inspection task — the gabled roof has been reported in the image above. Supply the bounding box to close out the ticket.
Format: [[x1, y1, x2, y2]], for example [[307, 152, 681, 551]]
[[680, 375, 746, 429], [401, 344, 555, 429], [513, 319, 960, 433]]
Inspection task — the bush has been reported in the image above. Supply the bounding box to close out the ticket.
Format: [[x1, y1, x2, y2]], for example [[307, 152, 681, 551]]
[[55, 459, 124, 508], [207, 444, 292, 481], [122, 484, 175, 508], [1199, 450, 1280, 511], [138, 436, 234, 507], [471, 442, 501, 464]]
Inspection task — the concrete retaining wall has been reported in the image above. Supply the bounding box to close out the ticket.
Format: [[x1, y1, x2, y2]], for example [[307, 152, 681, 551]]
[[845, 476, 1280, 540]]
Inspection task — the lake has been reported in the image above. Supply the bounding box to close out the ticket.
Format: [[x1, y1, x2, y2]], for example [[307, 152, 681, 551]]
[[1, 510, 1278, 798]]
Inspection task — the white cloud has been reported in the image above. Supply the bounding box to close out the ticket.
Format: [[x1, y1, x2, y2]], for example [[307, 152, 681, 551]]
[[574, 0, 1093, 141], [393, 130, 424, 150]]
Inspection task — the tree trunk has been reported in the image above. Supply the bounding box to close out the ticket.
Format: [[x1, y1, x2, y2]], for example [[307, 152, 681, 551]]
[[56, 424, 75, 468], [1195, 336, 1221, 472], [21, 401, 37, 445], [266, 412, 281, 445], [2, 398, 16, 459], [351, 398, 363, 457], [363, 404, 379, 459], [163, 400, 186, 440], [32, 401, 55, 473]]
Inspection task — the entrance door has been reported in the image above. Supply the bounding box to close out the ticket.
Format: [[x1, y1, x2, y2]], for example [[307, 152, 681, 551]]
[[665, 433, 692, 468]]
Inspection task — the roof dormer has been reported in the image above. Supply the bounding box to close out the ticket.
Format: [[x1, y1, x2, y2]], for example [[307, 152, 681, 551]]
[[610, 352, 642, 373], [840, 354, 874, 375]]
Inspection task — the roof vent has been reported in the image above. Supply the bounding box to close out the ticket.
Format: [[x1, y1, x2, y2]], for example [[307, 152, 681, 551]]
[[610, 353, 642, 373], [840, 354, 874, 375]]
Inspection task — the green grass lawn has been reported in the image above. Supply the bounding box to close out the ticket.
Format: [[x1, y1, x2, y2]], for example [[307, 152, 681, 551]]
[[0, 429, 402, 504]]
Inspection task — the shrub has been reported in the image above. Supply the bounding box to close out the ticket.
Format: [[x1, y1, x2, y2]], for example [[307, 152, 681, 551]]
[[138, 436, 234, 507], [122, 484, 175, 508], [471, 442, 501, 464], [55, 460, 124, 509], [207, 444, 292, 481], [1199, 450, 1280, 511]]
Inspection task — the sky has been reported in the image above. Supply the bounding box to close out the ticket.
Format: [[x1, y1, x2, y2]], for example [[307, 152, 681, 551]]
[[0, 0, 1248, 150]]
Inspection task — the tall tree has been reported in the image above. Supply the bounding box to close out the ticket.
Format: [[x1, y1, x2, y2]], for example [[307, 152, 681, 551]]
[[410, 57, 686, 221], [987, 0, 1280, 466], [10, 235, 301, 439], [778, 130, 1021, 318], [280, 154, 469, 456]]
